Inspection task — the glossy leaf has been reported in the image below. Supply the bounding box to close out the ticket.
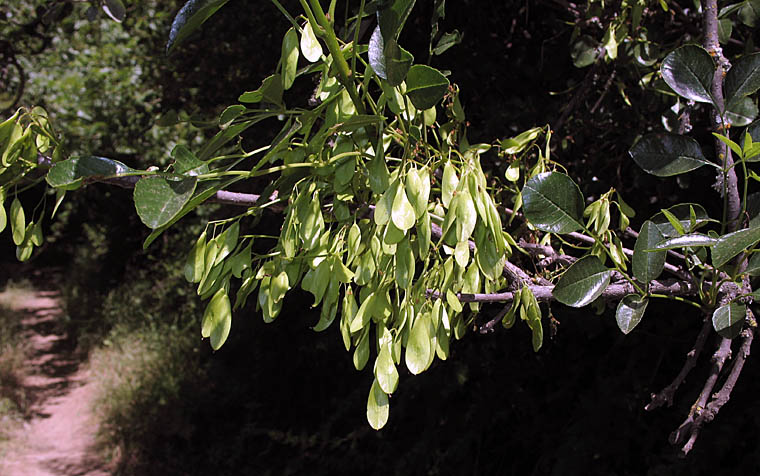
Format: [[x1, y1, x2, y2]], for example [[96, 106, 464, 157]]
[[522, 172, 584, 234], [633, 221, 667, 283], [553, 255, 613, 308], [367, 378, 390, 430], [712, 303, 746, 339], [711, 226, 760, 268], [46, 156, 133, 190], [134, 176, 197, 229], [616, 294, 649, 334], [649, 233, 717, 250], [660, 45, 715, 104], [725, 53, 760, 107], [726, 97, 758, 127], [172, 145, 208, 176], [102, 0, 126, 22], [629, 133, 714, 177], [405, 65, 450, 110], [167, 0, 230, 53]]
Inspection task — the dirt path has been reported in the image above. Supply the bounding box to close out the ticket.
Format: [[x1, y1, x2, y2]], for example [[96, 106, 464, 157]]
[[1, 290, 110, 476]]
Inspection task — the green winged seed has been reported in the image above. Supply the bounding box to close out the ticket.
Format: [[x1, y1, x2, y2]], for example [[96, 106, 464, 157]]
[[391, 183, 416, 231], [441, 161, 459, 208], [367, 378, 390, 430], [10, 197, 25, 246]]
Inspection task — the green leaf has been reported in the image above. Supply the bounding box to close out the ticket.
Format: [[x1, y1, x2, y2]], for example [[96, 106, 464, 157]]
[[218, 105, 246, 128], [570, 36, 599, 68], [747, 252, 760, 276], [166, 0, 230, 54], [238, 74, 284, 106], [633, 221, 667, 283], [726, 97, 758, 127], [378, 0, 416, 41], [368, 150, 390, 195], [384, 39, 414, 87], [712, 132, 743, 158], [740, 0, 760, 27], [134, 176, 197, 229], [649, 233, 717, 250], [553, 255, 613, 308], [184, 231, 207, 283], [0, 200, 6, 234], [712, 303, 746, 339], [46, 156, 133, 190], [367, 378, 390, 430], [522, 172, 584, 234], [711, 226, 760, 268], [201, 288, 232, 350], [660, 45, 715, 104], [10, 197, 25, 246], [374, 344, 399, 394], [432, 30, 463, 55], [405, 312, 431, 375], [615, 294, 649, 334], [650, 203, 711, 237], [395, 238, 414, 290], [404, 65, 450, 110], [172, 144, 208, 176], [281, 27, 299, 90], [629, 133, 715, 176], [102, 0, 126, 22]]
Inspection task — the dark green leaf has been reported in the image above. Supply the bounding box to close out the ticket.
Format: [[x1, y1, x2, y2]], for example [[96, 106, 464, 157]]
[[378, 0, 416, 41], [725, 52, 760, 107], [712, 303, 746, 339], [630, 133, 715, 176], [522, 172, 584, 234], [405, 65, 449, 110], [616, 294, 648, 334], [747, 252, 760, 276], [134, 176, 197, 229], [46, 156, 132, 191], [711, 226, 760, 268], [726, 97, 758, 127], [219, 105, 246, 128], [660, 45, 715, 104], [650, 233, 717, 250], [633, 220, 667, 283], [433, 30, 463, 55], [740, 0, 760, 26], [571, 36, 599, 68], [102, 0, 126, 22], [384, 39, 414, 87], [553, 256, 613, 308], [167, 0, 230, 54], [237, 74, 284, 106]]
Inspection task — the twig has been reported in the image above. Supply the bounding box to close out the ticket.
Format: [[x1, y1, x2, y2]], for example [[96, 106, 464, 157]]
[[645, 315, 712, 411], [669, 336, 732, 449]]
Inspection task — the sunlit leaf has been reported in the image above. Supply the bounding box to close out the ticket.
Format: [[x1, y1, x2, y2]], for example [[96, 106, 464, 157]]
[[166, 0, 230, 53], [367, 378, 390, 430], [660, 45, 715, 104], [406, 312, 431, 375], [616, 294, 648, 334], [201, 288, 232, 350], [46, 156, 133, 190], [134, 176, 197, 229], [712, 303, 746, 339], [711, 226, 760, 268]]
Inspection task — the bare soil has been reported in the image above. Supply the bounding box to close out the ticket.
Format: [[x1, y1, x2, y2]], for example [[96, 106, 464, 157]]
[[1, 290, 109, 476]]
